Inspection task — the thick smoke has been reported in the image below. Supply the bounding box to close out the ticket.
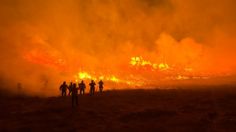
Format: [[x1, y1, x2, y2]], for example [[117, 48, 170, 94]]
[[0, 0, 236, 96]]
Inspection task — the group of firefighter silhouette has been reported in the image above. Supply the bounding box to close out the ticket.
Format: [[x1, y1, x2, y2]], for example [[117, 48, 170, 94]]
[[59, 80, 104, 107]]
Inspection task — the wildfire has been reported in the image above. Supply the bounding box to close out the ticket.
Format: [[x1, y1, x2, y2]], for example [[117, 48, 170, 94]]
[[24, 47, 216, 89], [77, 72, 93, 80], [158, 63, 169, 71], [130, 56, 169, 71], [73, 70, 147, 88], [74, 71, 121, 83], [130, 56, 152, 66], [72, 56, 205, 88]]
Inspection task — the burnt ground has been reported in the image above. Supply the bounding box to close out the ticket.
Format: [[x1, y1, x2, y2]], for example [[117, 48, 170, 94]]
[[0, 86, 236, 132]]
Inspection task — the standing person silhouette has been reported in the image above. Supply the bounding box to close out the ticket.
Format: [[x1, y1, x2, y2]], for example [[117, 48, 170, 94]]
[[98, 80, 104, 93], [89, 80, 96, 95], [68, 82, 73, 96], [59, 81, 68, 96], [71, 83, 79, 107], [79, 80, 86, 95]]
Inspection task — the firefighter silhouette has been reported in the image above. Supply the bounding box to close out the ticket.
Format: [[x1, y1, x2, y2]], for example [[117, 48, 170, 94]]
[[68, 82, 73, 96], [71, 83, 79, 107], [98, 80, 104, 93], [79, 80, 86, 95], [89, 80, 96, 95], [59, 81, 68, 96]]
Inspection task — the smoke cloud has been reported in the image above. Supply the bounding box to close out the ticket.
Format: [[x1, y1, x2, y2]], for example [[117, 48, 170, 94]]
[[0, 0, 236, 96]]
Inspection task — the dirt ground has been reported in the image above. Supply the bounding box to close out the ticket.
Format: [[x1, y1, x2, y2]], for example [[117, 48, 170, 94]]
[[0, 86, 236, 132]]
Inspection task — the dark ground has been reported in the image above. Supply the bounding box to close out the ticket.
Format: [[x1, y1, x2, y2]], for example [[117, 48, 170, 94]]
[[0, 86, 236, 132]]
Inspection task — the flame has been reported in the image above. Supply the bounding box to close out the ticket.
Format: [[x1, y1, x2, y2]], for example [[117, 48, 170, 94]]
[[130, 56, 170, 71], [176, 75, 190, 80], [74, 71, 121, 83], [158, 63, 169, 71], [72, 55, 209, 88], [78, 72, 92, 80], [130, 56, 152, 66], [72, 56, 198, 88], [22, 35, 235, 91], [130, 56, 158, 70], [73, 70, 146, 88], [108, 76, 120, 83]]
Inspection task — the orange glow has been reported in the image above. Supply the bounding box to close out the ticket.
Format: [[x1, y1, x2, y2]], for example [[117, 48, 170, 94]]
[[0, 0, 236, 96], [23, 49, 66, 71]]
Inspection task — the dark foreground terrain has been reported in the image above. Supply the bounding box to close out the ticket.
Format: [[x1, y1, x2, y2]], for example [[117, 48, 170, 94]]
[[1, 86, 236, 132]]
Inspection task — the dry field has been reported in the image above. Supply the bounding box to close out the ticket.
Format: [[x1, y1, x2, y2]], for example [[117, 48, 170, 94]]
[[0, 86, 236, 132]]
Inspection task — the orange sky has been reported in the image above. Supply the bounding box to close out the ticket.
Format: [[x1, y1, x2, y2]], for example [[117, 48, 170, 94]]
[[0, 0, 236, 96]]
